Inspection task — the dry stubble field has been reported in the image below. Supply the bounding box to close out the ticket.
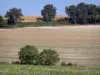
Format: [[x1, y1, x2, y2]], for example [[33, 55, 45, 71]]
[[0, 25, 100, 66], [22, 15, 67, 22]]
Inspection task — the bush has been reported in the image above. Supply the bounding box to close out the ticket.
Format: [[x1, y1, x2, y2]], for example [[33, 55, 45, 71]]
[[61, 61, 74, 66], [35, 20, 57, 26], [67, 63, 73, 66], [18, 45, 39, 65], [35, 20, 47, 26], [61, 61, 67, 66], [0, 61, 9, 64], [0, 16, 5, 28], [12, 61, 20, 64], [39, 49, 60, 65]]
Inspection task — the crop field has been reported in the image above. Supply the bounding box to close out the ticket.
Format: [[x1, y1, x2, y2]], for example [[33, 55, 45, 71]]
[[0, 64, 100, 75], [0, 25, 100, 66]]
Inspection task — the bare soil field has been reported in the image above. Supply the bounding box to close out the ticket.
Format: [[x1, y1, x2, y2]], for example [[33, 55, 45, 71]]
[[0, 25, 100, 66]]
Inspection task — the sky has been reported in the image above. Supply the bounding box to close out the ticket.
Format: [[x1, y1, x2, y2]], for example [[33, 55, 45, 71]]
[[0, 0, 100, 16]]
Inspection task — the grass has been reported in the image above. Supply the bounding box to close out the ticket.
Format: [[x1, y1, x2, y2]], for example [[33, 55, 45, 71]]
[[1, 22, 40, 28], [2, 22, 55, 28], [17, 21, 71, 28], [0, 64, 100, 75], [1, 20, 72, 28]]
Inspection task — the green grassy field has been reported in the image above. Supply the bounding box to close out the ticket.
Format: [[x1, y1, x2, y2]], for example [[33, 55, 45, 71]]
[[0, 64, 100, 75]]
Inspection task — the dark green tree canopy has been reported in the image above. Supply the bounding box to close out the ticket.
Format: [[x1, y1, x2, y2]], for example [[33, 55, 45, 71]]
[[65, 2, 100, 24], [5, 7, 23, 25], [65, 5, 77, 24], [41, 4, 56, 22], [5, 7, 23, 18]]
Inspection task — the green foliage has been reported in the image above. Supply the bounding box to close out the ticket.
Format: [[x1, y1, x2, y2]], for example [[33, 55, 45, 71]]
[[12, 61, 20, 64], [0, 16, 5, 28], [61, 61, 73, 66], [39, 49, 60, 65], [65, 2, 100, 24], [66, 5, 77, 24], [76, 3, 88, 24], [16, 22, 37, 27], [5, 7, 23, 25], [0, 64, 100, 75], [18, 45, 39, 65], [16, 21, 71, 28], [61, 61, 67, 66], [67, 63, 73, 66], [41, 4, 56, 22], [35, 20, 48, 26], [18, 45, 60, 65], [0, 61, 9, 64], [17, 21, 56, 28]]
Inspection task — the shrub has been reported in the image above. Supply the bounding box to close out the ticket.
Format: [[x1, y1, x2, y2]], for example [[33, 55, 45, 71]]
[[61, 61, 74, 66], [35, 20, 57, 26], [18, 45, 39, 65], [35, 20, 47, 26], [12, 61, 20, 64], [67, 63, 73, 66], [61, 61, 67, 66], [0, 16, 5, 28], [39, 49, 60, 65], [74, 63, 77, 66], [0, 61, 9, 64]]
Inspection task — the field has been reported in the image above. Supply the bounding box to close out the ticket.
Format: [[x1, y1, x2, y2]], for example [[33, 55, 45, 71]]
[[0, 64, 100, 75], [22, 15, 67, 22], [0, 25, 100, 66]]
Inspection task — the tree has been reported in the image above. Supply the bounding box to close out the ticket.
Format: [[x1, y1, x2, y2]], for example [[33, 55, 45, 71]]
[[0, 16, 4, 28], [65, 2, 100, 24], [65, 5, 77, 24], [76, 2, 88, 24], [39, 49, 60, 65], [96, 6, 100, 23], [41, 4, 56, 22], [18, 45, 39, 65], [5, 7, 23, 25], [86, 4, 98, 24]]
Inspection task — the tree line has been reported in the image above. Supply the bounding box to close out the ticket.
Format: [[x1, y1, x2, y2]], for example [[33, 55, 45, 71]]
[[66, 2, 100, 24], [0, 2, 100, 27]]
